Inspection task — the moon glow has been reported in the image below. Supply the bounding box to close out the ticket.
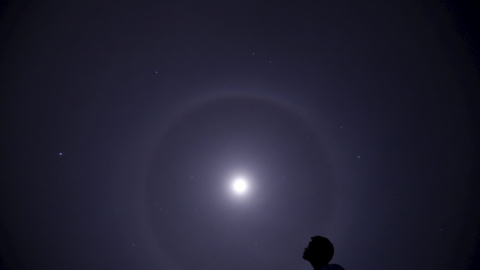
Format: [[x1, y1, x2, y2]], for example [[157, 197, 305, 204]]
[[232, 177, 248, 194]]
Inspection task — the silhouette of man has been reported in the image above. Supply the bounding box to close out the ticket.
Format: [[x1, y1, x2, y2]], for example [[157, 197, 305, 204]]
[[303, 236, 345, 270]]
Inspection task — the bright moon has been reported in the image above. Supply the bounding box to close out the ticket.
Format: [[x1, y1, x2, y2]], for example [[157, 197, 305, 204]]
[[232, 177, 248, 194]]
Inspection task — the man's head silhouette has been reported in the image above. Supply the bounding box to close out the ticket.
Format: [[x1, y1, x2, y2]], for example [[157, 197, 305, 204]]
[[303, 236, 334, 269]]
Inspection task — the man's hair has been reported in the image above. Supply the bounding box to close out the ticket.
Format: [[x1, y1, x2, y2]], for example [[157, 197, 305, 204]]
[[310, 236, 334, 265]]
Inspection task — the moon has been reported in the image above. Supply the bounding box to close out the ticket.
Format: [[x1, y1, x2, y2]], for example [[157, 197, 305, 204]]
[[232, 177, 248, 194]]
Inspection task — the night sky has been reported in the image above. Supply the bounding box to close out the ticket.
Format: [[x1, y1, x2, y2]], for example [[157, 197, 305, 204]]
[[1, 1, 479, 270]]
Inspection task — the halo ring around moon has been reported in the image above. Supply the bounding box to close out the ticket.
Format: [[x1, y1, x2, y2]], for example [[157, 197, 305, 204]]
[[139, 92, 339, 268]]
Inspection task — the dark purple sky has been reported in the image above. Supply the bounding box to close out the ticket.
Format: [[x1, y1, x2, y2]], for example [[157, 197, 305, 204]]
[[1, 1, 479, 270]]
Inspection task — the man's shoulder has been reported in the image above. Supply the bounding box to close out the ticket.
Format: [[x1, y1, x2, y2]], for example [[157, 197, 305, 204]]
[[322, 263, 345, 270]]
